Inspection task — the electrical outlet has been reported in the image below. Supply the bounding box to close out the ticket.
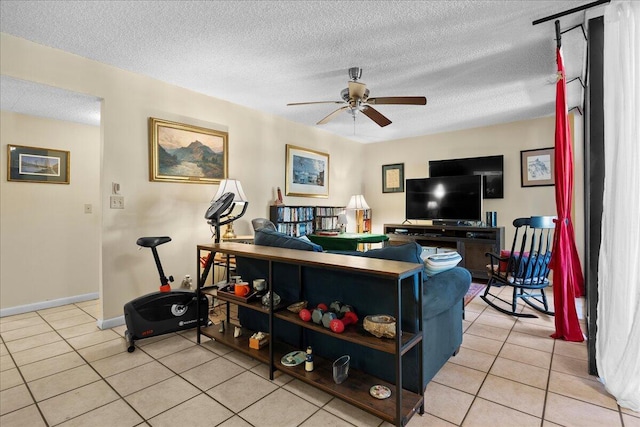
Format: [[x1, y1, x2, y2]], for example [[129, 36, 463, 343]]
[[110, 195, 124, 209], [84, 204, 93, 214]]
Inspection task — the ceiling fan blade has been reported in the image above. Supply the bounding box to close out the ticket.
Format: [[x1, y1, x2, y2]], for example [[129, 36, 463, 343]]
[[366, 96, 427, 105], [287, 101, 344, 106], [317, 106, 349, 125], [348, 81, 367, 100], [362, 106, 392, 127]]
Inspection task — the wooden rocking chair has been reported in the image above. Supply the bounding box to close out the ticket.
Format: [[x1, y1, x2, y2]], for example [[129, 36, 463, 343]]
[[482, 216, 555, 318]]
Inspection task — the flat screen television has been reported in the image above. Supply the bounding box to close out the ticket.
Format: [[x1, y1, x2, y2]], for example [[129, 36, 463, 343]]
[[406, 175, 483, 223], [429, 155, 503, 199]]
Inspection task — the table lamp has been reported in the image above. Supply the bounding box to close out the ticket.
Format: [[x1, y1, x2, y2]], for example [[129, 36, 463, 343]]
[[212, 179, 248, 239], [337, 213, 348, 234], [347, 195, 370, 233]]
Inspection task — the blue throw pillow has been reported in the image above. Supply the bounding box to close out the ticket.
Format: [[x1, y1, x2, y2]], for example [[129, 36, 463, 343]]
[[359, 242, 423, 264], [515, 252, 551, 278], [254, 229, 323, 252]]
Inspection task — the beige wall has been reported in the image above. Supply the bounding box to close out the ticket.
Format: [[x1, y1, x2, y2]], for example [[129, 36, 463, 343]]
[[0, 33, 586, 323], [1, 33, 364, 322], [0, 112, 101, 309], [363, 115, 585, 261]]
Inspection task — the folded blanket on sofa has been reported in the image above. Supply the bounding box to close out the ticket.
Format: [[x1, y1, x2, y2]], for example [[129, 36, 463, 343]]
[[423, 251, 462, 277]]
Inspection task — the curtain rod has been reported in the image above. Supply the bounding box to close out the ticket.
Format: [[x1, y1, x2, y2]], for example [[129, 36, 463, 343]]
[[532, 0, 610, 26], [534, 0, 610, 48]]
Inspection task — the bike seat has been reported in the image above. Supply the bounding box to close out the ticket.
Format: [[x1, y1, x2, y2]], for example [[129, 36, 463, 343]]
[[136, 236, 171, 248]]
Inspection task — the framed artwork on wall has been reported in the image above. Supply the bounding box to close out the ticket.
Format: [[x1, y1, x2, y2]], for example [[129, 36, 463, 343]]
[[149, 117, 228, 184], [285, 144, 329, 198], [521, 147, 555, 187], [382, 163, 404, 193], [7, 144, 70, 184]]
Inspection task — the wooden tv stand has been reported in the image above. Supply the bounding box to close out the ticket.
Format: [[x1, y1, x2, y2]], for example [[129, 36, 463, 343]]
[[384, 223, 504, 280]]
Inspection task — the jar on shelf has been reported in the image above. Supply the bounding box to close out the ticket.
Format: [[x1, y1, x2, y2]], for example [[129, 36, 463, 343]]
[[261, 291, 281, 307]]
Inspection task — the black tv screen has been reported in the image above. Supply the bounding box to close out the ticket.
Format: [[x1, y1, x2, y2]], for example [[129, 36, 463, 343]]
[[429, 155, 503, 199], [406, 175, 483, 222]]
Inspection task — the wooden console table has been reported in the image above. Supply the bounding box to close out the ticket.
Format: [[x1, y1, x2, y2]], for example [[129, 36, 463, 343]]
[[196, 242, 424, 426]]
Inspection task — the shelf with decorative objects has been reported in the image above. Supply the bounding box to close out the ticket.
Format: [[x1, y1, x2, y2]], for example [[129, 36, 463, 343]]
[[196, 242, 425, 426]]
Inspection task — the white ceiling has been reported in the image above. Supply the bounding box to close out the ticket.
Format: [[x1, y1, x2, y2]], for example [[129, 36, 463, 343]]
[[0, 1, 598, 142], [0, 76, 101, 126]]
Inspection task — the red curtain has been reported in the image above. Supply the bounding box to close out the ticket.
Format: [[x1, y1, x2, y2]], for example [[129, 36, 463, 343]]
[[550, 48, 584, 342]]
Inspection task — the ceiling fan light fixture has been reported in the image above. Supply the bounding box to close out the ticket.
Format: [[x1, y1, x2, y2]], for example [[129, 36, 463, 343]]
[[341, 87, 369, 103], [288, 67, 425, 128]]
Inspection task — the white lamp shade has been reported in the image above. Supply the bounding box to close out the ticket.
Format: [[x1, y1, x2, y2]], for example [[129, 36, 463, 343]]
[[213, 179, 248, 203], [346, 195, 369, 210], [337, 214, 348, 225]]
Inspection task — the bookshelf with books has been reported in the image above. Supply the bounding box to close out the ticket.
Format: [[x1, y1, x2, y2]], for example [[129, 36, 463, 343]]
[[269, 205, 315, 237], [314, 206, 345, 233], [360, 209, 372, 233]]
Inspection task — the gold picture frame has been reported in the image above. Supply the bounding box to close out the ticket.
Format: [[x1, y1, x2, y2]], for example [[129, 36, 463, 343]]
[[7, 144, 70, 184], [521, 147, 555, 187], [149, 117, 228, 184], [285, 144, 329, 198]]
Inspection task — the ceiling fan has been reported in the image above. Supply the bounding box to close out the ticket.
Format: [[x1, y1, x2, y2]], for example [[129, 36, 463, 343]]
[[287, 67, 427, 127]]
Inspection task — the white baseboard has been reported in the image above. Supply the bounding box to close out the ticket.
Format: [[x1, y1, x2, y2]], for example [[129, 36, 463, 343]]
[[97, 315, 125, 330], [0, 293, 99, 318]]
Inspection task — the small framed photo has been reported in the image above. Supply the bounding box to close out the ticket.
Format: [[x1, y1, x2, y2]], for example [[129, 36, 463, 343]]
[[149, 117, 228, 184], [7, 145, 70, 184], [521, 147, 555, 187], [382, 163, 404, 193], [285, 144, 329, 198]]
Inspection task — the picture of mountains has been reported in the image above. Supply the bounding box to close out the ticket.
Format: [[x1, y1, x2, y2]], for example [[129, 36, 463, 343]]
[[158, 140, 224, 178], [155, 123, 226, 180]]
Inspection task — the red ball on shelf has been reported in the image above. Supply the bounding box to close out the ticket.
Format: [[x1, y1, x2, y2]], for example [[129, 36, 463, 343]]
[[330, 319, 345, 333], [299, 308, 311, 322], [317, 303, 328, 311]]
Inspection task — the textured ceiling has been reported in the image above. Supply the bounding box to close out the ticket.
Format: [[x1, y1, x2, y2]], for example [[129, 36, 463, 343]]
[[0, 76, 101, 126], [0, 1, 598, 142]]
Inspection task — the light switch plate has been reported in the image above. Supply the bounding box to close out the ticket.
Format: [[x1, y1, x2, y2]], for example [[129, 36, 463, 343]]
[[110, 195, 124, 209]]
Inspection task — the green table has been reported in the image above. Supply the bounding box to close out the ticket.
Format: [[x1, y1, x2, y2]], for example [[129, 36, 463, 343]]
[[307, 233, 389, 251]]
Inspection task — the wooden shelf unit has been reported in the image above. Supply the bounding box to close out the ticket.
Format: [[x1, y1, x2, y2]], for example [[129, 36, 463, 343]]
[[384, 223, 504, 280], [196, 242, 425, 426], [360, 208, 372, 233]]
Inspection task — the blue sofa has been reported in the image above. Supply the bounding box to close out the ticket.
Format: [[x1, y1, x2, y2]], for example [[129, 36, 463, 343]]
[[235, 228, 471, 393]]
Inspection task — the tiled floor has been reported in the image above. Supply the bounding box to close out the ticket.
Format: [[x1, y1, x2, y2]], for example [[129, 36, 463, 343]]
[[1, 288, 638, 427]]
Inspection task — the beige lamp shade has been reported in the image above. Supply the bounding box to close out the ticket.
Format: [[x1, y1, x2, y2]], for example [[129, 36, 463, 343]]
[[346, 195, 369, 210], [213, 179, 248, 203]]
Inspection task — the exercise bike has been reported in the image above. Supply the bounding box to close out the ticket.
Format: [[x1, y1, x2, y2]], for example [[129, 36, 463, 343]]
[[124, 236, 210, 352], [123, 192, 239, 352]]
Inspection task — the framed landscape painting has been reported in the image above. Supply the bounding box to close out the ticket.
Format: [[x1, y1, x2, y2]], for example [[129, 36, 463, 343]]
[[7, 144, 70, 184], [285, 144, 329, 198], [149, 117, 228, 184], [521, 147, 555, 187]]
